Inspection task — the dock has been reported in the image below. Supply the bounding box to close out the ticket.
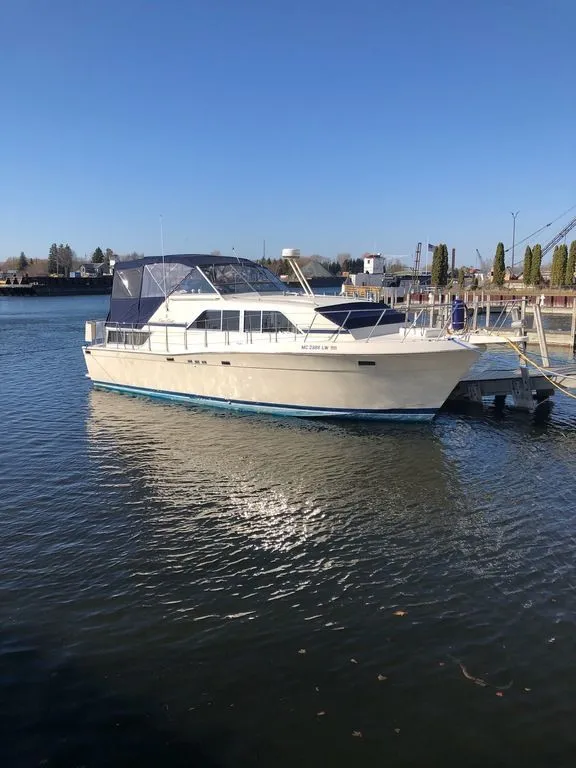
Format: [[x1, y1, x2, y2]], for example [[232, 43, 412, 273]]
[[448, 368, 555, 410], [402, 299, 576, 412], [342, 285, 576, 348]]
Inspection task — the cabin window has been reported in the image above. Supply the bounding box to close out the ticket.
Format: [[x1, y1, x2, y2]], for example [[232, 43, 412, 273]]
[[107, 329, 150, 346], [222, 311, 240, 331], [190, 310, 222, 329], [190, 310, 239, 331], [262, 311, 298, 333], [244, 311, 262, 332], [243, 311, 297, 333]]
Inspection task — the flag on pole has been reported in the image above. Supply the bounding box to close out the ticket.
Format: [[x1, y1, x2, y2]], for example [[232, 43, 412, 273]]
[[428, 243, 436, 252]]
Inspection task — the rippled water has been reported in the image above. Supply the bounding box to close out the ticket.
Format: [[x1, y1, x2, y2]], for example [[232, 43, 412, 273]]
[[2, 296, 576, 767]]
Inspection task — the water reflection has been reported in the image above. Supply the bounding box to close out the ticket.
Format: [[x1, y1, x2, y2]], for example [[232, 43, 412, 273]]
[[87, 390, 457, 554]]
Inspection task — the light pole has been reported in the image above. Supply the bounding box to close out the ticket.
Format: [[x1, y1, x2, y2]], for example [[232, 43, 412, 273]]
[[510, 210, 519, 277]]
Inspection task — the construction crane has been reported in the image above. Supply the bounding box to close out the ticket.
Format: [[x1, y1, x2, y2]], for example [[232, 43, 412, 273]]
[[412, 242, 422, 280], [540, 215, 576, 258]]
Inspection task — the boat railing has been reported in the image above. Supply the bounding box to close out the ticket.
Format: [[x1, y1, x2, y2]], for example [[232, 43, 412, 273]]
[[400, 297, 528, 343], [92, 321, 307, 353], [88, 304, 414, 352]]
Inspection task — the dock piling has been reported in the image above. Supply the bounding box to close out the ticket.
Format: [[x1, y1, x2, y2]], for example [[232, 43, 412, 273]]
[[533, 303, 550, 368]]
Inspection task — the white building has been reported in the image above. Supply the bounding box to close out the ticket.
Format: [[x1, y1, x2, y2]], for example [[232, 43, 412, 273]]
[[363, 254, 385, 274], [349, 273, 384, 287]]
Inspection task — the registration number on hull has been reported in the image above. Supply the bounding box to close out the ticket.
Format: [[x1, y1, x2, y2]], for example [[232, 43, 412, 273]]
[[300, 344, 338, 352]]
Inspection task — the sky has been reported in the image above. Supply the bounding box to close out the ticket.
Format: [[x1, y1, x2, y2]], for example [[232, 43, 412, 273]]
[[1, 0, 575, 267]]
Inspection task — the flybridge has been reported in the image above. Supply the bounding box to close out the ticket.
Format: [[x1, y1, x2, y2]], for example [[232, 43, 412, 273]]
[[109, 254, 287, 325]]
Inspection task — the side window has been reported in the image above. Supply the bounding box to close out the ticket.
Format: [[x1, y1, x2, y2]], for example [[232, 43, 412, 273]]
[[262, 311, 297, 332], [222, 311, 240, 331], [190, 310, 222, 329], [244, 311, 262, 332], [112, 267, 142, 298]]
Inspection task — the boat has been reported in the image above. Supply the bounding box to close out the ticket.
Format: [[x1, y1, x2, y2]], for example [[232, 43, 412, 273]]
[[82, 253, 481, 421]]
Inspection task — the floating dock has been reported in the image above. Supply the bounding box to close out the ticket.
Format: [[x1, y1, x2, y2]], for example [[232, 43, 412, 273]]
[[448, 368, 555, 410]]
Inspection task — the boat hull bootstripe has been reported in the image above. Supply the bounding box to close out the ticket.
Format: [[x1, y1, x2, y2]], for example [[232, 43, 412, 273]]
[[92, 381, 437, 421]]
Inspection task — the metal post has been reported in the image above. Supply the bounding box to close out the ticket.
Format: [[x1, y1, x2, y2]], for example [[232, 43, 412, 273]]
[[571, 298, 576, 351], [510, 210, 519, 277], [533, 302, 550, 368], [485, 295, 491, 328], [520, 296, 527, 358], [365, 310, 386, 342]]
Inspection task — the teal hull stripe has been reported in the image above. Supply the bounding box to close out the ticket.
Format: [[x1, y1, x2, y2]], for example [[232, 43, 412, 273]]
[[91, 381, 437, 421]]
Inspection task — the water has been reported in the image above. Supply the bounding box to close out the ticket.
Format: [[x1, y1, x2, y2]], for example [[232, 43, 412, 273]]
[[2, 296, 576, 767]]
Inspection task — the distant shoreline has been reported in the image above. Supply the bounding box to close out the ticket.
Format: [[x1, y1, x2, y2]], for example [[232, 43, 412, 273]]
[[0, 276, 112, 297]]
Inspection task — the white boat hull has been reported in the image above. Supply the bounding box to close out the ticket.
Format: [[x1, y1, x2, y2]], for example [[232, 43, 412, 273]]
[[83, 342, 479, 421]]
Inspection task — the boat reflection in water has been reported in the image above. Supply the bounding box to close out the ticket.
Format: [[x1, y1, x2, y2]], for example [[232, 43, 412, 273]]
[[87, 389, 457, 558]]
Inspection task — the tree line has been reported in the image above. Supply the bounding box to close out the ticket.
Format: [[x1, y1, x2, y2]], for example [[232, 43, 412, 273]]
[[430, 240, 576, 288], [47, 244, 118, 275], [517, 241, 576, 288], [2, 244, 147, 276], [548, 242, 576, 287], [257, 256, 366, 277]]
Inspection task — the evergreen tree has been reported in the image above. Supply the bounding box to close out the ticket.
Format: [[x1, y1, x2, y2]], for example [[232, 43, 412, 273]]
[[92, 247, 104, 263], [431, 245, 442, 286], [59, 244, 74, 276], [431, 243, 449, 286], [530, 244, 542, 285], [48, 243, 58, 274], [492, 242, 506, 286], [566, 240, 576, 286], [457, 267, 465, 287], [18, 251, 28, 270], [558, 243, 568, 286], [551, 245, 568, 287], [551, 245, 561, 287], [522, 245, 533, 286], [441, 244, 449, 285]]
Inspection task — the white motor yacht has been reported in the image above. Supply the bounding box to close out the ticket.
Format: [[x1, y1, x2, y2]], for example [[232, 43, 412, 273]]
[[83, 254, 480, 421]]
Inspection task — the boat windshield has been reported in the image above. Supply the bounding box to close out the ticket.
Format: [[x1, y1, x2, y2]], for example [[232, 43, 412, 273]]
[[199, 263, 286, 294]]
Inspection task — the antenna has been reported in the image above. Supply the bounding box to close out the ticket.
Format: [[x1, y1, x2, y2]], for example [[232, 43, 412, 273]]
[[160, 214, 167, 308], [233, 246, 241, 264]]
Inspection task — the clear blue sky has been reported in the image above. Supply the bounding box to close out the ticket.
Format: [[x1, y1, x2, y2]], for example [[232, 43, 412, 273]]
[[1, 0, 575, 267]]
